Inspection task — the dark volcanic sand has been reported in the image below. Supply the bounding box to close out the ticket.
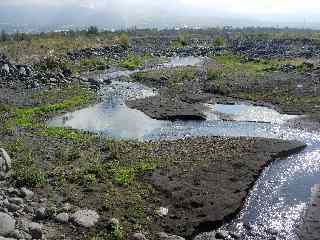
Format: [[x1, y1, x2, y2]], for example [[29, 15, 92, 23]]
[[143, 137, 306, 239], [127, 95, 207, 121]]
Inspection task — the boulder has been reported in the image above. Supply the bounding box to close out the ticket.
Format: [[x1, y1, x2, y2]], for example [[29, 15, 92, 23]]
[[0, 212, 15, 236]]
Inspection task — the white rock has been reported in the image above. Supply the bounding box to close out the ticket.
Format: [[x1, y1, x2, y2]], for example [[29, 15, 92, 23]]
[[72, 209, 99, 228], [20, 188, 34, 200], [156, 207, 169, 216], [0, 149, 11, 178]]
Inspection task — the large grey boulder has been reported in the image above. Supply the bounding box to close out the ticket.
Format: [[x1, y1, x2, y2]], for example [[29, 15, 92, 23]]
[[71, 209, 99, 228], [0, 212, 15, 236]]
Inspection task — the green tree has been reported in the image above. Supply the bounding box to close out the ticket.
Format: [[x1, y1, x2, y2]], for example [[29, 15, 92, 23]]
[[0, 30, 9, 42], [87, 26, 99, 35]]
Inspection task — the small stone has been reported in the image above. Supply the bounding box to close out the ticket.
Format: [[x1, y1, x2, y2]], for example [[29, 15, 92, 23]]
[[0, 212, 15, 236], [55, 213, 69, 223], [132, 233, 147, 240], [71, 209, 99, 228], [20, 188, 34, 200], [35, 207, 47, 220], [28, 222, 42, 239]]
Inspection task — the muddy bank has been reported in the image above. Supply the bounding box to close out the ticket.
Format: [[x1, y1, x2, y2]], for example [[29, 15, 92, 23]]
[[143, 137, 306, 239], [126, 96, 207, 121]]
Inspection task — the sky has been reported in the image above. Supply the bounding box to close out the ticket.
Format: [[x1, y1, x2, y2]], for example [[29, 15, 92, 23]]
[[1, 0, 320, 29]]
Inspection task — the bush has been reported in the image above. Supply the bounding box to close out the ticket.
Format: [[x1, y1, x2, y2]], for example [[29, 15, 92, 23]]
[[13, 152, 46, 187], [118, 33, 129, 47], [213, 36, 225, 46]]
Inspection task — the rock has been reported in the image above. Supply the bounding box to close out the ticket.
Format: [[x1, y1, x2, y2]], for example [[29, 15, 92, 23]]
[[28, 222, 42, 239], [215, 230, 229, 239], [156, 232, 185, 240], [156, 207, 169, 216], [9, 229, 32, 240], [132, 233, 147, 240], [0, 148, 11, 178], [0, 237, 16, 240], [71, 209, 99, 228], [20, 188, 34, 200], [229, 232, 240, 239], [2, 64, 10, 74], [55, 213, 69, 223], [18, 66, 27, 75], [35, 207, 47, 220], [7, 188, 20, 196], [8, 197, 24, 206], [193, 232, 217, 240], [0, 212, 15, 236], [5, 202, 20, 212], [61, 203, 72, 212], [108, 218, 120, 227]]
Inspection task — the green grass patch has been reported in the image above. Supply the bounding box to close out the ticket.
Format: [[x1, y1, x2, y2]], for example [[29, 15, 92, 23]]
[[119, 55, 142, 70], [113, 161, 156, 186]]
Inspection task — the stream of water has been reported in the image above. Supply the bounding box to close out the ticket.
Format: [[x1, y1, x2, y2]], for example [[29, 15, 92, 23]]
[[49, 57, 320, 240]]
